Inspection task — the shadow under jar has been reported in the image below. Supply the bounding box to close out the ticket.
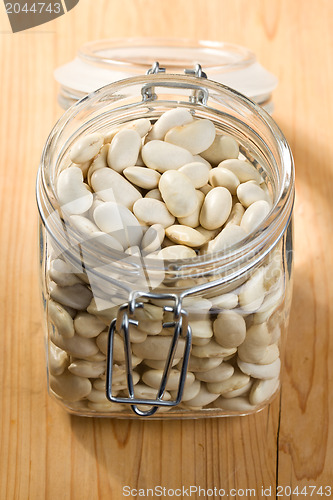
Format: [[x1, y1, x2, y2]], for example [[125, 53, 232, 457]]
[[36, 73, 294, 419]]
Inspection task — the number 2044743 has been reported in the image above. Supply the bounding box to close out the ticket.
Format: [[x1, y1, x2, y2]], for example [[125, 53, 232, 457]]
[[275, 485, 331, 497], [5, 3, 62, 14]]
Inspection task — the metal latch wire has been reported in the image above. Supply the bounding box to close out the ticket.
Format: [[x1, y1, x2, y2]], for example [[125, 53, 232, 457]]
[[141, 61, 208, 105], [106, 293, 192, 417]]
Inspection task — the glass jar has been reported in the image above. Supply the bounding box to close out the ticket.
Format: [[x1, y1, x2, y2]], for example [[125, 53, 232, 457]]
[[37, 72, 294, 418], [54, 37, 278, 112]]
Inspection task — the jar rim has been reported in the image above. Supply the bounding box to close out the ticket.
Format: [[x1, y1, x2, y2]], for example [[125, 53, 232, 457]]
[[54, 37, 278, 109], [77, 37, 256, 73], [37, 74, 294, 285]]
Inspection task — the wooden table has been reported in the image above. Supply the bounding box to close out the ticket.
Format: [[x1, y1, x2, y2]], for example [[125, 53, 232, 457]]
[[1, 1, 332, 498]]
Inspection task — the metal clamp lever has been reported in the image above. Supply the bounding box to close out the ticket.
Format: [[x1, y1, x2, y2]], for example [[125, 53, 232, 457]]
[[142, 61, 208, 105], [106, 292, 192, 417]]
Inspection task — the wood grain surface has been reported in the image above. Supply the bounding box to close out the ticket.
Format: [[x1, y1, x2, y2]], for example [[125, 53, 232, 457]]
[[0, 1, 332, 498]]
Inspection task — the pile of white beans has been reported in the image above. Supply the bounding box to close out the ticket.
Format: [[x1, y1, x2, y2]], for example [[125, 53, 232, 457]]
[[46, 108, 285, 415]]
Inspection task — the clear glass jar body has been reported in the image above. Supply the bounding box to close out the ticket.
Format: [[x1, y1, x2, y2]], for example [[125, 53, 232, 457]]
[[37, 75, 294, 418]]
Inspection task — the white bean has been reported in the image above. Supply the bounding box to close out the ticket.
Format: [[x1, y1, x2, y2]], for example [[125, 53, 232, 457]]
[[125, 245, 141, 257], [209, 167, 240, 194], [237, 181, 268, 208], [87, 297, 118, 323], [134, 303, 164, 322], [108, 371, 140, 391], [50, 330, 99, 358], [178, 162, 210, 188], [95, 332, 124, 361], [57, 167, 93, 215], [70, 132, 104, 164], [171, 379, 201, 402], [144, 358, 180, 370], [93, 201, 143, 248], [123, 166, 161, 189], [225, 202, 245, 226], [73, 160, 92, 178], [183, 383, 220, 408], [199, 184, 213, 195], [249, 377, 279, 406], [93, 232, 125, 252], [253, 284, 284, 324], [141, 224, 165, 253], [85, 352, 106, 362], [222, 380, 252, 399], [195, 362, 234, 383], [147, 108, 193, 140], [49, 259, 82, 287], [195, 225, 220, 242], [49, 342, 69, 376], [209, 293, 238, 310], [201, 134, 239, 165], [132, 336, 186, 360], [192, 155, 212, 168], [191, 337, 211, 346], [107, 129, 141, 173], [48, 299, 75, 338], [137, 319, 163, 335], [87, 143, 109, 184], [109, 365, 137, 386], [187, 356, 223, 372], [133, 198, 175, 228], [237, 357, 281, 380], [237, 342, 279, 365], [159, 170, 198, 217], [213, 311, 246, 348], [68, 360, 106, 378], [93, 378, 107, 391], [122, 118, 151, 137], [178, 190, 205, 228], [190, 319, 213, 339], [142, 140, 193, 172], [240, 200, 271, 233], [183, 297, 212, 313], [165, 225, 206, 248], [207, 224, 247, 253], [244, 323, 276, 346], [49, 282, 93, 311], [50, 371, 92, 402], [128, 325, 147, 344], [69, 214, 100, 236], [214, 396, 256, 412], [199, 187, 232, 230], [238, 267, 266, 312], [145, 189, 162, 201], [133, 383, 171, 401], [191, 340, 236, 359], [74, 312, 105, 338], [86, 388, 110, 403], [220, 159, 262, 183], [207, 369, 250, 395], [91, 167, 142, 209], [142, 369, 195, 391], [165, 119, 216, 154], [87, 401, 127, 412]]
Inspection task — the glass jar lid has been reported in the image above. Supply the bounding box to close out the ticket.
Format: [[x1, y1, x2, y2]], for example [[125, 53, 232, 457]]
[[54, 37, 278, 111]]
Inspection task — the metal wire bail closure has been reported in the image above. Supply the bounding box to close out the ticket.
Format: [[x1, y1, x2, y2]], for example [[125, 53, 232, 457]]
[[141, 61, 209, 105], [106, 292, 192, 417]]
